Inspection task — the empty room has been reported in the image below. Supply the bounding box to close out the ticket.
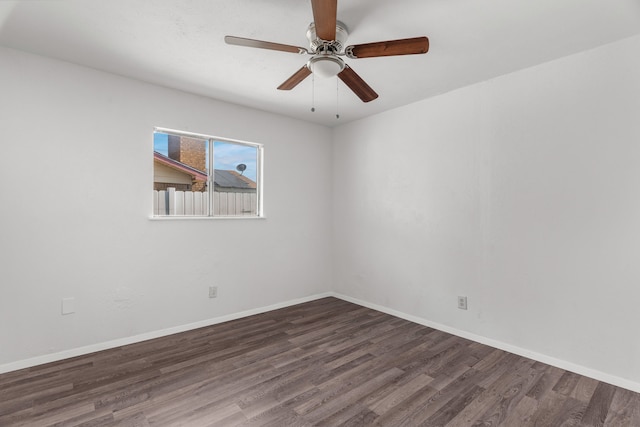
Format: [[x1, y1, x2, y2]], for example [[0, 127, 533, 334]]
[[1, 0, 640, 425]]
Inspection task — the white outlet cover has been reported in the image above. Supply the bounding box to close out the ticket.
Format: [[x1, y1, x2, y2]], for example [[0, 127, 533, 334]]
[[62, 297, 75, 315]]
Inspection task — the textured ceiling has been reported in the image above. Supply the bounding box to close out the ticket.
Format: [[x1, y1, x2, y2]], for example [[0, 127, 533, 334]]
[[1, 0, 639, 127]]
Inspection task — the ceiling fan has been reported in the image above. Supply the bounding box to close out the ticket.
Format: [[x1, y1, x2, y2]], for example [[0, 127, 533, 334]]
[[225, 0, 429, 103]]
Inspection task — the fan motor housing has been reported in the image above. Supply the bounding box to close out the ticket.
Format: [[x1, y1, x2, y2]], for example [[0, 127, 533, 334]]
[[306, 21, 348, 54]]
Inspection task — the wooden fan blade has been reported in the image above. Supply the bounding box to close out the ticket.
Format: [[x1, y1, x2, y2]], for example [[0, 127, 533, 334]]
[[311, 0, 337, 40], [225, 36, 308, 54], [346, 37, 429, 58], [277, 66, 312, 90], [338, 65, 378, 103]]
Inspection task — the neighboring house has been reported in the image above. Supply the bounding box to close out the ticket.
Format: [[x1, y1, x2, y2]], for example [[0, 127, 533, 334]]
[[154, 134, 208, 191], [153, 153, 256, 193], [153, 151, 208, 192], [213, 169, 256, 193]]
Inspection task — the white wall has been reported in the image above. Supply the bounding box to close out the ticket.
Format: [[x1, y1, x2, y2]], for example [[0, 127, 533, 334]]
[[0, 46, 333, 368], [3, 32, 640, 392], [333, 35, 640, 389]]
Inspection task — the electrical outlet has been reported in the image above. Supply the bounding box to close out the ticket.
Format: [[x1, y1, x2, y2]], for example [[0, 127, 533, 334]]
[[62, 297, 75, 315], [457, 296, 468, 310], [209, 286, 218, 298]]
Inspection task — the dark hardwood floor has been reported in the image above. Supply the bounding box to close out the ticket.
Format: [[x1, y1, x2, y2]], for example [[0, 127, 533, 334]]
[[1, 297, 639, 426]]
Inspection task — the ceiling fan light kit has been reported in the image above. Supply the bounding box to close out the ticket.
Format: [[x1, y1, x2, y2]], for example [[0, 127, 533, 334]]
[[308, 55, 345, 78], [225, 0, 429, 103]]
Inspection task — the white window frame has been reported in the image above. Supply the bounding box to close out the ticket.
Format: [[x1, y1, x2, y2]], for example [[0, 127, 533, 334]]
[[152, 127, 264, 219]]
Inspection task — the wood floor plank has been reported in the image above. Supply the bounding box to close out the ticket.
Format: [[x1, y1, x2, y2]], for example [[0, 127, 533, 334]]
[[341, 407, 379, 427], [421, 384, 485, 426], [444, 358, 541, 426], [604, 387, 640, 426], [366, 372, 434, 415], [495, 394, 540, 426], [371, 383, 439, 426], [306, 368, 404, 425], [525, 390, 571, 427], [582, 381, 617, 427], [526, 363, 567, 401], [1, 297, 638, 426], [465, 360, 541, 425]]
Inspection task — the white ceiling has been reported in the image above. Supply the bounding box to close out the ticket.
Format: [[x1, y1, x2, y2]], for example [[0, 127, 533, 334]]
[[1, 0, 639, 127]]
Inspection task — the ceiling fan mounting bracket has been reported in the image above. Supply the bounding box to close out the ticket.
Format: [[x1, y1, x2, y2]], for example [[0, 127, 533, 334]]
[[307, 21, 349, 54]]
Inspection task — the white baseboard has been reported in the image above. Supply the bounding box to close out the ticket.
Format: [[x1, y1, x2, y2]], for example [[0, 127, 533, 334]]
[[0, 292, 333, 375], [3, 291, 639, 394], [331, 292, 640, 394]]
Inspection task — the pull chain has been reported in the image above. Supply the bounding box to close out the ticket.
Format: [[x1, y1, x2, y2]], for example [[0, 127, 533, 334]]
[[336, 78, 340, 119], [311, 66, 316, 113]]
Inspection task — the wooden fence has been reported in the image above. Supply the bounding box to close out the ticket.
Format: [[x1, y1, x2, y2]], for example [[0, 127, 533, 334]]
[[153, 188, 257, 216]]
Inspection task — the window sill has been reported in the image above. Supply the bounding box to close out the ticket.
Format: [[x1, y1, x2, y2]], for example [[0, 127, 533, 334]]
[[149, 215, 266, 221]]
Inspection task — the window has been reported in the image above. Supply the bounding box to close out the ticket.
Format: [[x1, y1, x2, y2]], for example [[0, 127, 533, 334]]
[[152, 128, 263, 217]]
